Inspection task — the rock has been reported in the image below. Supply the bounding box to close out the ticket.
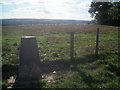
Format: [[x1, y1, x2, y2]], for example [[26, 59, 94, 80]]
[[48, 80, 51, 83], [42, 75, 46, 79], [53, 71, 56, 74], [7, 86, 12, 89], [7, 76, 16, 84]]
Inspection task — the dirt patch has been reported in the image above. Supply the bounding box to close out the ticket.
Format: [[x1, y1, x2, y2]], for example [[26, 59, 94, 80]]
[[42, 70, 73, 83]]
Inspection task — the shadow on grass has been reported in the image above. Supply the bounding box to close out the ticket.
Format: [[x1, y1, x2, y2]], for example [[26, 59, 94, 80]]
[[2, 64, 18, 80], [76, 68, 101, 88], [2, 64, 18, 89], [12, 79, 43, 89], [3, 53, 117, 88], [41, 54, 100, 73], [2, 64, 43, 89]]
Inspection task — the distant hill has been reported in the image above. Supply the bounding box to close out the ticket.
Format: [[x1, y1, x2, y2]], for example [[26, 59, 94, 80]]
[[2, 19, 91, 26]]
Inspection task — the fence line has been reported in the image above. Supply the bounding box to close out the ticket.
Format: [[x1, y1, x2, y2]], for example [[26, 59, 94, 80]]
[[95, 28, 99, 55], [70, 32, 74, 61]]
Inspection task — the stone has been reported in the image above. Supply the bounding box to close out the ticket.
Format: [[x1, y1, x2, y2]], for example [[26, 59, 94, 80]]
[[19, 36, 41, 80], [7, 76, 16, 84], [53, 71, 56, 74]]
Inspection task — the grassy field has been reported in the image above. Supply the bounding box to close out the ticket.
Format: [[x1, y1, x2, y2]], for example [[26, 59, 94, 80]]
[[2, 24, 120, 88]]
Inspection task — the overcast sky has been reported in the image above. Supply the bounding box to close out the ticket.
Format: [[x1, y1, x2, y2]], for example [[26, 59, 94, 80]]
[[0, 0, 93, 20]]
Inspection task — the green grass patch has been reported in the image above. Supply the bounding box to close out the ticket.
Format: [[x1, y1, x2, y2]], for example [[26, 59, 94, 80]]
[[2, 24, 119, 88]]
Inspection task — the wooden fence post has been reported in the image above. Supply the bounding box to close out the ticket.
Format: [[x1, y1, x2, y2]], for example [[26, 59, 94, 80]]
[[95, 28, 99, 55], [70, 32, 74, 61]]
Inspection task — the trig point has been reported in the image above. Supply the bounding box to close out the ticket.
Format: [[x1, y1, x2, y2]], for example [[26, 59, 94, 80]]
[[19, 36, 41, 80]]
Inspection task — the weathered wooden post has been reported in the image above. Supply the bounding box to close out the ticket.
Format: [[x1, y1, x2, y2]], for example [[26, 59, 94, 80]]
[[95, 28, 99, 55], [70, 32, 74, 61], [19, 36, 41, 80]]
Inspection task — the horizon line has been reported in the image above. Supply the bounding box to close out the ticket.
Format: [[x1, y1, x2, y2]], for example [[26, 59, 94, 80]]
[[1, 18, 92, 21]]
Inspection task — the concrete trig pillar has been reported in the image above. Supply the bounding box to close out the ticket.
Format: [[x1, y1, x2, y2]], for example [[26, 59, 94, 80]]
[[19, 36, 41, 80]]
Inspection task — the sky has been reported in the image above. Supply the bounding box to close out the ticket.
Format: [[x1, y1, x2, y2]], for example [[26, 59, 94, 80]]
[[0, 0, 93, 20]]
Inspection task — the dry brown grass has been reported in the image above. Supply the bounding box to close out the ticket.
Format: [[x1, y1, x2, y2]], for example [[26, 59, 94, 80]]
[[3, 24, 119, 36]]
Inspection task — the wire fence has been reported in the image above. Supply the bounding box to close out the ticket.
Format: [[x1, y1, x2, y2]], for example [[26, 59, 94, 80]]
[[35, 28, 118, 61]]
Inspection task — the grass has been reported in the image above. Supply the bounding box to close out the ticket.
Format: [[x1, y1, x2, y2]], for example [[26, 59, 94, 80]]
[[2, 24, 120, 88]]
